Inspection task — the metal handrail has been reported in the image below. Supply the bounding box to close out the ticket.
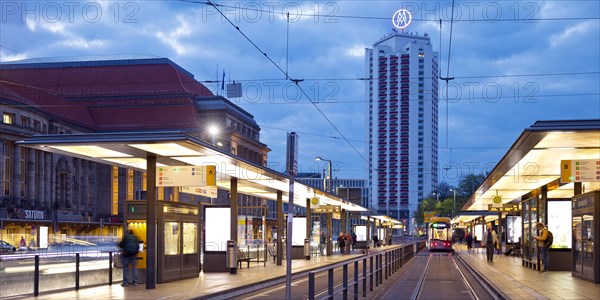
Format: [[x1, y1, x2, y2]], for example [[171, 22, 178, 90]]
[[308, 243, 422, 300]]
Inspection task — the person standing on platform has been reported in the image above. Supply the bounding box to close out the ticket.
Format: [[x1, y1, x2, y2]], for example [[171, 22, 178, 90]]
[[345, 232, 353, 254], [337, 233, 346, 254], [534, 222, 549, 272], [119, 229, 140, 286], [351, 231, 357, 250], [482, 224, 499, 262], [465, 233, 473, 252]]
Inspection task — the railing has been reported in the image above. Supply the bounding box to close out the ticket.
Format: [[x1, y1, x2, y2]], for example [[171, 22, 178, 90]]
[[0, 248, 121, 298], [307, 243, 422, 300]]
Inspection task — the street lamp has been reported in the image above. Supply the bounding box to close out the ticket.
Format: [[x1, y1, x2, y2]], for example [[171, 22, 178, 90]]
[[450, 189, 457, 218], [208, 125, 219, 146], [315, 157, 332, 193]]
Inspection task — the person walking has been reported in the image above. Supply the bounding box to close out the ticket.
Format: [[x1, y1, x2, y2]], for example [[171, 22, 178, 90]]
[[119, 229, 140, 286], [534, 222, 549, 272], [482, 224, 499, 262]]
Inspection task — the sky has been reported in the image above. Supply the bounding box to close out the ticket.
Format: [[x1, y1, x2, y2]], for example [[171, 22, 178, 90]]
[[1, 0, 599, 187]]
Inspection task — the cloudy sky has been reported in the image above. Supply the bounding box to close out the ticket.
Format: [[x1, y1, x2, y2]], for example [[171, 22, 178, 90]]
[[1, 0, 599, 185]]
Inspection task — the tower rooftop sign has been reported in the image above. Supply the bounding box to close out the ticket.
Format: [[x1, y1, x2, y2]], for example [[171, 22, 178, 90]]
[[392, 9, 412, 30]]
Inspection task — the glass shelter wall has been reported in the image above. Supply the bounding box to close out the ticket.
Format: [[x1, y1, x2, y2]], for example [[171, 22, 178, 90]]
[[572, 191, 599, 283]]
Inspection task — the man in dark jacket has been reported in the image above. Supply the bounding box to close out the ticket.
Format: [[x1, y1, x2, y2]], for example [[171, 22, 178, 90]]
[[119, 229, 140, 286]]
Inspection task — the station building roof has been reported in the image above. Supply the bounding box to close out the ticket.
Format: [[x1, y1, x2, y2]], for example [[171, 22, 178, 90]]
[[461, 119, 600, 211], [0, 55, 213, 131]]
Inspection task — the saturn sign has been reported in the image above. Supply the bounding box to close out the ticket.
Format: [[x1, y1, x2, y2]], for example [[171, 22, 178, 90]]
[[392, 9, 412, 30]]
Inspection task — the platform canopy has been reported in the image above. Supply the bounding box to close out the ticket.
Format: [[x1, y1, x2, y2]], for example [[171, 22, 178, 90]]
[[17, 130, 368, 212], [461, 120, 600, 211]]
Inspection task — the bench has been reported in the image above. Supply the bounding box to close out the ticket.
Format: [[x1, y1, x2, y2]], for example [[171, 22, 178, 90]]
[[237, 249, 251, 269]]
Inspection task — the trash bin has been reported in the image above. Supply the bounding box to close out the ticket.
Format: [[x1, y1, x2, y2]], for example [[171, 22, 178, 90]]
[[226, 240, 237, 274], [304, 238, 310, 260]]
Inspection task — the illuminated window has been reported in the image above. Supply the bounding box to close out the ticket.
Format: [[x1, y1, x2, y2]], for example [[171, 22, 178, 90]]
[[112, 166, 119, 215], [3, 113, 15, 124], [127, 169, 134, 201], [3, 141, 12, 196]]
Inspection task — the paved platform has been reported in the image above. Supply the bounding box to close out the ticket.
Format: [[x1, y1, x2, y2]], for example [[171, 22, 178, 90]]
[[9, 243, 600, 300], [13, 247, 385, 300], [456, 244, 600, 300]]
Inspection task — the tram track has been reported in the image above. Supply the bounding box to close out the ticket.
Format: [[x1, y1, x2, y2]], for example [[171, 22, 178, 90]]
[[377, 249, 504, 300], [413, 251, 504, 300]]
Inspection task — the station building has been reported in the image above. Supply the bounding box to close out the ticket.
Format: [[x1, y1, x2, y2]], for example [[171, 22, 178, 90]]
[[0, 55, 270, 247]]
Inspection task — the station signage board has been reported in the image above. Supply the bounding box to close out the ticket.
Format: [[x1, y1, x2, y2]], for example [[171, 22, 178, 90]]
[[180, 186, 218, 198], [561, 159, 600, 183], [488, 204, 519, 212], [156, 165, 216, 187], [313, 205, 341, 214]]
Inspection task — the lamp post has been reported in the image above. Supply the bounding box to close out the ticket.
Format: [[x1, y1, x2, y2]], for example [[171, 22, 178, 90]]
[[315, 157, 332, 193], [450, 189, 457, 218]]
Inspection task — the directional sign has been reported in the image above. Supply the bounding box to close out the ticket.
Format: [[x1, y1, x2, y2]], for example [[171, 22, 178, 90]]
[[561, 159, 600, 183], [156, 165, 216, 187], [488, 204, 519, 213], [313, 205, 341, 214], [180, 186, 218, 198]]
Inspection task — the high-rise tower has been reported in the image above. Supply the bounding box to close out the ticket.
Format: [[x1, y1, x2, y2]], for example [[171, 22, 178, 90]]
[[366, 31, 439, 234]]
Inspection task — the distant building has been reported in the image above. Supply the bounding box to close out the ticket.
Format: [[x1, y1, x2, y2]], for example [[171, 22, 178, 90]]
[[296, 173, 369, 233], [365, 32, 439, 233], [296, 173, 370, 209], [0, 55, 269, 243]]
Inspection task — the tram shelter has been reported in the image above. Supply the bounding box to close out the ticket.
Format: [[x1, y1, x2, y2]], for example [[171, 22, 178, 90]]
[[460, 120, 600, 281], [17, 130, 369, 289]]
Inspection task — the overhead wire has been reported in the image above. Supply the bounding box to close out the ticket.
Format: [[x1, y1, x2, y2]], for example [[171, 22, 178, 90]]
[[176, 0, 599, 22], [202, 0, 369, 164]]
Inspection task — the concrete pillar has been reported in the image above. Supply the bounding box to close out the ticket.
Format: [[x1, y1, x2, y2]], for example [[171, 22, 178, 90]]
[[146, 154, 157, 289], [276, 190, 283, 265]]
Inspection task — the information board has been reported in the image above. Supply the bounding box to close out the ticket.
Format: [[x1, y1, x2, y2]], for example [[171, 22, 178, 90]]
[[156, 165, 216, 187], [561, 159, 600, 183]]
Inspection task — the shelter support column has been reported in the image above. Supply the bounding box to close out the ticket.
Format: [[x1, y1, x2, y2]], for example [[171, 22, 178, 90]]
[[230, 177, 238, 247], [574, 182, 582, 195], [341, 209, 346, 234], [277, 191, 283, 265], [326, 213, 333, 256], [366, 217, 371, 248], [146, 154, 157, 289], [306, 198, 311, 259]]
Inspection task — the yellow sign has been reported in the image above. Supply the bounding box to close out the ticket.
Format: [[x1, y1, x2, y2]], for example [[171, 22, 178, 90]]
[[493, 195, 502, 204], [310, 197, 320, 207], [206, 165, 216, 186]]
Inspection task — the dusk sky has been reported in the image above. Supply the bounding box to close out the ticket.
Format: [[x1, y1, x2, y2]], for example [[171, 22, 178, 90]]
[[1, 0, 599, 186]]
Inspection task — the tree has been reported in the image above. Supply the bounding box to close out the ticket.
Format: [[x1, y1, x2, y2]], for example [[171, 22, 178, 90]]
[[454, 174, 486, 212]]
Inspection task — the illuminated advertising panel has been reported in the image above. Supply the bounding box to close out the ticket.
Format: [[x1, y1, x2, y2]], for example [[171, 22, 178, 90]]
[[292, 217, 306, 246], [547, 201, 572, 249], [507, 216, 522, 244], [205, 207, 230, 251], [355, 225, 367, 242]]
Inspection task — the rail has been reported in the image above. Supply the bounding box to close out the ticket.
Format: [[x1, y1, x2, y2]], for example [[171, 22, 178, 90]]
[[308, 241, 426, 300]]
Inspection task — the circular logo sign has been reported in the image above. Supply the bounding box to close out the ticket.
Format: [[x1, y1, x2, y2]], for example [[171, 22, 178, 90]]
[[310, 197, 319, 205], [392, 9, 412, 30], [492, 195, 502, 204]]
